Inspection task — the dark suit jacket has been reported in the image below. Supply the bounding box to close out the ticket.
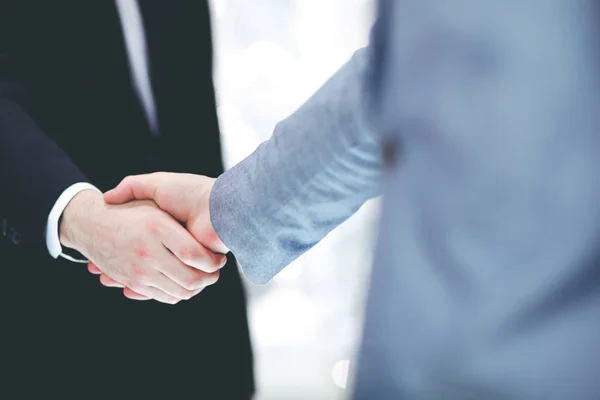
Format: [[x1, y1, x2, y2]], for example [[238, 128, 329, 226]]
[[0, 1, 254, 398]]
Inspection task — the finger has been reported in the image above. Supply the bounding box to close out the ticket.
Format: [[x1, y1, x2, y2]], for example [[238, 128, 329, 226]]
[[100, 274, 150, 301], [88, 262, 102, 275], [160, 257, 221, 292], [126, 284, 181, 305], [103, 173, 162, 204], [160, 216, 227, 274], [148, 269, 200, 301], [159, 251, 221, 291], [99, 274, 125, 288], [122, 287, 151, 301]]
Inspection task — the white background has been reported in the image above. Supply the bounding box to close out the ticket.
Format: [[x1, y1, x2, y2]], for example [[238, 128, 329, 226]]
[[209, 1, 378, 399]]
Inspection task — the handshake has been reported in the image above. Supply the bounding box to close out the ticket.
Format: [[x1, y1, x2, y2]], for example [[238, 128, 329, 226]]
[[60, 173, 226, 305]]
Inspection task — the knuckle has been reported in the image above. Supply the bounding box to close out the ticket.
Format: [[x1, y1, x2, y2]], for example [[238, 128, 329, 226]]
[[208, 271, 221, 285], [180, 275, 200, 291], [165, 283, 188, 300], [151, 171, 166, 180], [205, 259, 222, 273], [195, 255, 222, 274], [127, 282, 144, 293], [145, 219, 164, 236], [133, 244, 152, 259], [177, 287, 194, 300], [178, 245, 203, 265], [168, 297, 181, 305], [121, 175, 134, 186], [205, 270, 220, 286]]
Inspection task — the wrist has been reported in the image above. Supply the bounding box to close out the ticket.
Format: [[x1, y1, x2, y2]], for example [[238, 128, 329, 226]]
[[188, 177, 228, 254], [205, 178, 229, 254], [59, 189, 105, 252]]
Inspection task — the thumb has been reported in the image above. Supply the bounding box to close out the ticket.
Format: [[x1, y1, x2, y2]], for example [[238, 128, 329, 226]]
[[103, 174, 160, 204]]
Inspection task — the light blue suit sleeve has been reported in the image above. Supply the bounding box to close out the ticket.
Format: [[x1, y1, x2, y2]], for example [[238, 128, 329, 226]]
[[210, 47, 382, 284]]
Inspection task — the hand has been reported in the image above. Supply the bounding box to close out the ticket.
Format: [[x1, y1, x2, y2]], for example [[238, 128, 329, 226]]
[[103, 172, 227, 253], [60, 190, 225, 304]]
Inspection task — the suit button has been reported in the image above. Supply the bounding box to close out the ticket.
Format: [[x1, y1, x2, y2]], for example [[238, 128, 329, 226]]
[[2, 219, 20, 245], [10, 229, 21, 245], [382, 134, 401, 169]]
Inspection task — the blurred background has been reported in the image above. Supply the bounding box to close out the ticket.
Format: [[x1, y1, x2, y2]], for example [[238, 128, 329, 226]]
[[209, 0, 378, 398]]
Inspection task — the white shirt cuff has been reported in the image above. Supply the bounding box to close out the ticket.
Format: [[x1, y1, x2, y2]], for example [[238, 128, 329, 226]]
[[45, 182, 102, 262]]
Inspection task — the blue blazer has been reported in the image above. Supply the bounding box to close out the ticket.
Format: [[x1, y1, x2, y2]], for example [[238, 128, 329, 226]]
[[211, 1, 600, 398]]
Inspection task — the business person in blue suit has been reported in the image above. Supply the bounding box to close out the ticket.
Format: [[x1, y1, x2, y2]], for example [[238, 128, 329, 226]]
[[104, 1, 600, 398]]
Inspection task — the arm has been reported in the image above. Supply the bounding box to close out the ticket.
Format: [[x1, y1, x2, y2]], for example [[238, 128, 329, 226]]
[[0, 6, 108, 262], [0, 73, 220, 302], [0, 5, 91, 255], [0, 6, 222, 303], [210, 47, 382, 284], [104, 45, 383, 285]]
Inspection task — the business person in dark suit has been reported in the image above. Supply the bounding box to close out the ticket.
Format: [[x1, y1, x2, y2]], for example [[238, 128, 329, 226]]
[[0, 1, 254, 398]]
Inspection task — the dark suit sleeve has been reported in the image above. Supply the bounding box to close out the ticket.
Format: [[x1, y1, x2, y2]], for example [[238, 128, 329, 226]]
[[0, 7, 89, 254]]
